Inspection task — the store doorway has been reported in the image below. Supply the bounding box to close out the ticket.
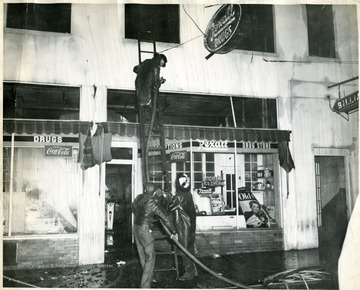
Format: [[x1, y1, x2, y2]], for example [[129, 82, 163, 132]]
[[315, 156, 348, 267], [105, 164, 133, 248]]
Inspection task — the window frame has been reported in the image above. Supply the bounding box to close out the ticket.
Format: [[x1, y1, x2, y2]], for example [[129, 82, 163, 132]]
[[3, 141, 81, 237], [306, 4, 336, 59], [234, 4, 276, 54], [5, 3, 72, 34], [124, 4, 180, 44], [3, 82, 80, 120]]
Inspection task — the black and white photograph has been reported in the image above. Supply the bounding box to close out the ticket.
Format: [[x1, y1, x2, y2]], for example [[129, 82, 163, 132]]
[[2, 0, 359, 289]]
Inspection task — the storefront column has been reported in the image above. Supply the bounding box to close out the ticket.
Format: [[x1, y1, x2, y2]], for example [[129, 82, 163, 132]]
[[78, 85, 107, 265]]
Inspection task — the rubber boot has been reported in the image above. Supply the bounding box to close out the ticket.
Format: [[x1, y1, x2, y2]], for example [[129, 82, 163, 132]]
[[194, 264, 199, 277], [179, 264, 195, 281]]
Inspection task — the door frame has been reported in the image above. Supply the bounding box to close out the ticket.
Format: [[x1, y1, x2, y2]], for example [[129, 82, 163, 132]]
[[107, 140, 138, 243], [313, 147, 352, 220]]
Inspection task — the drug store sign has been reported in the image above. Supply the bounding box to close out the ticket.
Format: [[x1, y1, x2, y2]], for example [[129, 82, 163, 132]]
[[198, 139, 229, 151]]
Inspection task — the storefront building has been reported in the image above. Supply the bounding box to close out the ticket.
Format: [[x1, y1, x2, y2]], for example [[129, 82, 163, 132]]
[[3, 3, 358, 267]]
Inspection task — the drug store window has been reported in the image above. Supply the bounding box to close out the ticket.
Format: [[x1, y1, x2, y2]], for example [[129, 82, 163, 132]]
[[177, 140, 281, 229], [3, 143, 81, 236]]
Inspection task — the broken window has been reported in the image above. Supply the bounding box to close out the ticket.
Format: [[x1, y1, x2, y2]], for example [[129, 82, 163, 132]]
[[235, 5, 275, 53], [306, 5, 336, 58], [6, 3, 71, 33], [125, 4, 180, 44], [3, 83, 80, 120]]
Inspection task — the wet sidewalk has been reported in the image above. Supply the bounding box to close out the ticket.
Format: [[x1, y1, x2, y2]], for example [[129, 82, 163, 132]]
[[3, 244, 339, 289]]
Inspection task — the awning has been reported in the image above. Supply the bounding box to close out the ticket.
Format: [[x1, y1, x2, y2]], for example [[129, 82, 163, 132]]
[[4, 119, 291, 143], [3, 119, 90, 135], [163, 125, 291, 142]]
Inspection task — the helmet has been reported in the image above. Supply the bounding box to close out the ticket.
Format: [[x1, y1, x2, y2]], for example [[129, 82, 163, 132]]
[[145, 183, 157, 195], [176, 173, 191, 192]]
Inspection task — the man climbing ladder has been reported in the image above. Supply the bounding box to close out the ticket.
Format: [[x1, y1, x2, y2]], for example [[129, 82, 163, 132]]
[[133, 52, 168, 185], [133, 52, 167, 107]]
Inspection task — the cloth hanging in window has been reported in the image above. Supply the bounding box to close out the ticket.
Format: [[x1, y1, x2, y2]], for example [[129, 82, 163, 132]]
[[79, 126, 96, 170], [278, 141, 295, 173], [91, 123, 112, 165]]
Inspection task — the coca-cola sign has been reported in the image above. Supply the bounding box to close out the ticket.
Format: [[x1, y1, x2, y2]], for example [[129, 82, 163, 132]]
[[168, 151, 188, 162], [45, 145, 72, 157]]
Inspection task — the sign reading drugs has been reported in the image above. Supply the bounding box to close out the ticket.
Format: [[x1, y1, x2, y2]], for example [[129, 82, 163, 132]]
[[204, 4, 244, 54], [332, 91, 358, 113]]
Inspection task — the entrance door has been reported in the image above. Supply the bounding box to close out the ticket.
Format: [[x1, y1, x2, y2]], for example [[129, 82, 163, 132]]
[[105, 164, 133, 247], [315, 156, 348, 267]]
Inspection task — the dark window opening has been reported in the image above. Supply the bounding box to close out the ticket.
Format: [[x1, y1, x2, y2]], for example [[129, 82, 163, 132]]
[[125, 4, 180, 44], [3, 83, 80, 120], [161, 94, 232, 127], [235, 5, 275, 53], [162, 94, 277, 128], [232, 98, 277, 128], [107, 90, 138, 123], [107, 90, 277, 129], [6, 3, 71, 33], [306, 5, 336, 58], [111, 148, 133, 160]]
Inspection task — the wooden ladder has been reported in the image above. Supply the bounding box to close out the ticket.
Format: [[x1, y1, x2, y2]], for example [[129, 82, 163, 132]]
[[137, 32, 170, 191], [137, 32, 178, 279]]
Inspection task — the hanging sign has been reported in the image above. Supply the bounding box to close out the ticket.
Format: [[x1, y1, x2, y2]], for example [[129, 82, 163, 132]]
[[45, 145, 72, 157], [168, 151, 188, 162], [332, 91, 358, 113], [204, 4, 244, 54]]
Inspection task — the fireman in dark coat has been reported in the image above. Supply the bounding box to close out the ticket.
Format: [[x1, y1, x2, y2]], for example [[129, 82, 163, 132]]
[[171, 173, 198, 281], [133, 53, 167, 107], [132, 183, 177, 288]]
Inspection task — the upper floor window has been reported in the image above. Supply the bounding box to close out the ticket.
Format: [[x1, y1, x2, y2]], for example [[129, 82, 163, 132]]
[[125, 4, 180, 43], [236, 5, 275, 53], [306, 5, 336, 58], [6, 3, 71, 33], [3, 83, 80, 120]]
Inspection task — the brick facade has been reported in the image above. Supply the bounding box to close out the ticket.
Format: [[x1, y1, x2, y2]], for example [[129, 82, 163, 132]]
[[155, 229, 284, 257], [5, 237, 79, 268]]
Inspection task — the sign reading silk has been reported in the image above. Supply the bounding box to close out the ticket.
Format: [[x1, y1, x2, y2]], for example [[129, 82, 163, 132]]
[[204, 4, 244, 54]]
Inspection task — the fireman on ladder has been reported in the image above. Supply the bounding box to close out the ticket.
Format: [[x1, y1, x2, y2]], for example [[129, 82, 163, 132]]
[[133, 52, 167, 111]]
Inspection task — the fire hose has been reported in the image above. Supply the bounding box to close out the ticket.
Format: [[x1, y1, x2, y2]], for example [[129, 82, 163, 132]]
[[159, 220, 250, 289]]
